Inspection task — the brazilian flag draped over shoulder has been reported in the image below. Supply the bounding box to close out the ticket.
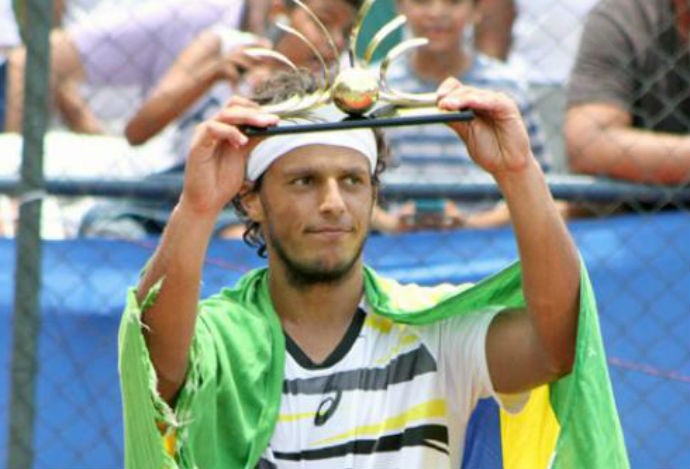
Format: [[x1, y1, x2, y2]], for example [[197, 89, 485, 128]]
[[118, 258, 629, 469], [364, 260, 629, 469]]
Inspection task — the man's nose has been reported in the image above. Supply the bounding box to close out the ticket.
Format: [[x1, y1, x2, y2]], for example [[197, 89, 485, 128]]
[[319, 179, 346, 215]]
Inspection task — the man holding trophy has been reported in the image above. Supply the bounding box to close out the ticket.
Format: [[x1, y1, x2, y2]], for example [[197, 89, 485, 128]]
[[117, 1, 627, 468]]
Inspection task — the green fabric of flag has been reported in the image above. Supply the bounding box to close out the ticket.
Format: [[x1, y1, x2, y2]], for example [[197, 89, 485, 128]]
[[118, 258, 628, 468]]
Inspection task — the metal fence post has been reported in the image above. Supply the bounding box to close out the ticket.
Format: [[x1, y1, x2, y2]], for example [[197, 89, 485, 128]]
[[7, 0, 52, 467]]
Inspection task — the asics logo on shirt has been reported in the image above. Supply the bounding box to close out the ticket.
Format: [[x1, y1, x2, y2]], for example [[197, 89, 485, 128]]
[[314, 390, 342, 426]]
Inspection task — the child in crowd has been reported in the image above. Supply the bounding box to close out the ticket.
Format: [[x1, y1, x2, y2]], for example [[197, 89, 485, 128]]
[[373, 0, 551, 233]]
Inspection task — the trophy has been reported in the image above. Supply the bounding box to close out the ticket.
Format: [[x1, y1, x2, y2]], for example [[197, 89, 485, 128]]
[[243, 0, 473, 135]]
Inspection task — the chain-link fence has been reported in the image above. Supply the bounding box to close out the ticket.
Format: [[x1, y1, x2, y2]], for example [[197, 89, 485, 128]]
[[1, 0, 689, 468]]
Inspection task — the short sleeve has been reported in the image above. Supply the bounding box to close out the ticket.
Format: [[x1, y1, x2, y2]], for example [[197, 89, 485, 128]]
[[567, 5, 635, 112], [68, 0, 243, 90], [431, 308, 530, 415]]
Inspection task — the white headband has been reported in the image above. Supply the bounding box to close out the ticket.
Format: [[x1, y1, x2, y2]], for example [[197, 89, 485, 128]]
[[247, 126, 378, 181]]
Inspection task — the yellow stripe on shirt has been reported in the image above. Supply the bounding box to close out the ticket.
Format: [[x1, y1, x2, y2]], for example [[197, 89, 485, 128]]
[[313, 399, 447, 446], [278, 411, 317, 423], [375, 333, 419, 365], [364, 314, 395, 334]]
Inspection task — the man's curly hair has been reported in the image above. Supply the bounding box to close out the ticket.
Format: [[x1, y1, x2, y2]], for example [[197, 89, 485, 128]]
[[232, 70, 390, 258]]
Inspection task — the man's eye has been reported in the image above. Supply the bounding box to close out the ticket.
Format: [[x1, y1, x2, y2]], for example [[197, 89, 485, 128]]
[[344, 176, 363, 185], [292, 177, 312, 186]]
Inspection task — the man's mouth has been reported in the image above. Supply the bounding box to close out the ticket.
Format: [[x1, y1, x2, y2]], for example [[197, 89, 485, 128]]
[[306, 225, 353, 237], [308, 226, 350, 233]]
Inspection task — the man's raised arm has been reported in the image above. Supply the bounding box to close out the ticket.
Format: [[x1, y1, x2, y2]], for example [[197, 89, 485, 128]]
[[440, 78, 581, 394], [134, 97, 278, 403]]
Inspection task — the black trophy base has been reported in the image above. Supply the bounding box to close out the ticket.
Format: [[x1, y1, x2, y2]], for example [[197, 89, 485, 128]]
[[243, 105, 474, 136]]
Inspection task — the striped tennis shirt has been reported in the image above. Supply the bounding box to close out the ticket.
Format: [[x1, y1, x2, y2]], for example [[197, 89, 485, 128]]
[[256, 306, 527, 469]]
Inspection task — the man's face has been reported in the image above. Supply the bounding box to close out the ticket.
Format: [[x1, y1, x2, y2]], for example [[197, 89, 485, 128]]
[[284, 0, 357, 68], [397, 0, 476, 54], [247, 144, 375, 285]]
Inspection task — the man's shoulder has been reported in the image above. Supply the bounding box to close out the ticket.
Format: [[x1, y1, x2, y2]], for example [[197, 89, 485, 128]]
[[366, 269, 469, 296], [586, 0, 662, 35], [590, 0, 655, 18], [364, 261, 523, 323], [364, 267, 474, 314]]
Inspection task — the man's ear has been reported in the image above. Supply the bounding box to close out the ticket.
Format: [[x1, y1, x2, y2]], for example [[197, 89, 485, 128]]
[[239, 182, 264, 222]]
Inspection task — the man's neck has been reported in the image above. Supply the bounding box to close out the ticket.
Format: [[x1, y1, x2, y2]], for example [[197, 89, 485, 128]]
[[268, 261, 365, 364]]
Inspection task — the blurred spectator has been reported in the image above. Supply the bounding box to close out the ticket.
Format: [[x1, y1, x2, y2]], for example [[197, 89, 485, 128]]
[[240, 0, 276, 36], [2, 0, 263, 238], [0, 0, 20, 237], [474, 0, 515, 60], [1, 0, 20, 129], [510, 0, 598, 87], [565, 0, 690, 185], [0, 0, 20, 49], [374, 0, 551, 233], [4, 0, 249, 133], [0, 0, 21, 122], [11, 0, 65, 32], [80, 0, 361, 238], [507, 0, 599, 172], [124, 0, 357, 152]]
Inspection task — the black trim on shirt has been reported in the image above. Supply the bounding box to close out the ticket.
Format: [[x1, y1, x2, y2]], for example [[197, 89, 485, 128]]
[[285, 308, 366, 370], [283, 345, 438, 395], [254, 458, 277, 469], [272, 423, 449, 461]]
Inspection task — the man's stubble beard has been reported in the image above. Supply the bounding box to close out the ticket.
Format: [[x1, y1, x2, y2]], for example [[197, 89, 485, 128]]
[[265, 220, 368, 289]]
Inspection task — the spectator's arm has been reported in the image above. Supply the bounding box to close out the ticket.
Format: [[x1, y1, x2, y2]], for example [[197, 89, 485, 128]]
[[463, 202, 511, 228], [125, 30, 267, 146], [4, 29, 86, 133], [4, 47, 25, 133], [54, 79, 104, 134], [370, 204, 404, 233], [565, 103, 690, 185], [474, 0, 516, 60], [565, 3, 690, 184], [125, 31, 225, 146]]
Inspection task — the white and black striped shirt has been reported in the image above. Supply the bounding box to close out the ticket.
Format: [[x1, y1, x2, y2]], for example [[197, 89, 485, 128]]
[[256, 306, 525, 469]]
